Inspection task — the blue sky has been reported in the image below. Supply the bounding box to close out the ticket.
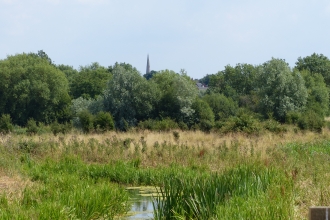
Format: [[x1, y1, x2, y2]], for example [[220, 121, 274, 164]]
[[1, 0, 330, 79]]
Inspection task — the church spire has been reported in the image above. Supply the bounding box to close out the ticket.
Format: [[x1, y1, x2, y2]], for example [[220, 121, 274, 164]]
[[146, 54, 150, 75]]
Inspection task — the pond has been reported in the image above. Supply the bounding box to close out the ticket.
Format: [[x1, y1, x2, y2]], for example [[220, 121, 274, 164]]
[[124, 186, 159, 220]]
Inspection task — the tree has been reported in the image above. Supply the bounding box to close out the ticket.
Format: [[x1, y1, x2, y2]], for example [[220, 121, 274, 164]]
[[151, 70, 198, 124], [191, 98, 215, 132], [300, 70, 329, 117], [0, 52, 71, 125], [143, 70, 157, 80], [57, 64, 79, 84], [37, 50, 53, 65], [103, 65, 160, 130], [207, 64, 258, 105], [256, 58, 308, 121], [94, 111, 115, 132], [296, 53, 330, 86], [203, 93, 238, 121], [70, 62, 111, 99]]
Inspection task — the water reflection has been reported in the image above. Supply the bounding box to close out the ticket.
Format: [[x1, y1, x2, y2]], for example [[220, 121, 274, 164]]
[[125, 186, 158, 220]]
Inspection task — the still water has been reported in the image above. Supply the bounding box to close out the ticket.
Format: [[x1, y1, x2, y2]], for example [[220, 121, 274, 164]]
[[125, 186, 159, 219]]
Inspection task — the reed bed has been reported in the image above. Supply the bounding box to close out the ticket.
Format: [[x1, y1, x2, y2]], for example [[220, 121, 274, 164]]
[[0, 129, 329, 219]]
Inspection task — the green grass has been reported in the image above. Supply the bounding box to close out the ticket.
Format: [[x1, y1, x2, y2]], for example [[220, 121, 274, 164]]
[[154, 163, 293, 220], [0, 132, 330, 219]]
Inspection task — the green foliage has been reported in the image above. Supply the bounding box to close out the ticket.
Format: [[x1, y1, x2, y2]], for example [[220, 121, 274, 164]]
[[285, 111, 301, 124], [297, 110, 324, 132], [70, 62, 111, 99], [143, 70, 157, 80], [301, 70, 329, 117], [0, 114, 13, 134], [220, 111, 262, 134], [0, 52, 71, 125], [154, 164, 292, 220], [191, 98, 215, 132], [263, 119, 287, 133], [50, 121, 72, 135], [256, 58, 308, 121], [296, 53, 330, 86], [94, 111, 115, 132], [203, 93, 238, 121], [57, 64, 79, 91], [138, 118, 179, 131], [152, 70, 198, 123], [104, 65, 160, 130], [78, 110, 94, 133], [26, 119, 39, 135], [208, 64, 257, 97], [198, 74, 211, 86]]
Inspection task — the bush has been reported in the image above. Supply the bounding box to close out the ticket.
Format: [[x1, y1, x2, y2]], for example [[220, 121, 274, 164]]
[[26, 119, 39, 135], [285, 111, 301, 124], [0, 114, 13, 134], [199, 119, 214, 133], [51, 121, 72, 135], [178, 121, 189, 131], [298, 110, 324, 132], [263, 119, 287, 133], [78, 110, 94, 133], [94, 111, 115, 132], [220, 113, 261, 134], [138, 118, 178, 131]]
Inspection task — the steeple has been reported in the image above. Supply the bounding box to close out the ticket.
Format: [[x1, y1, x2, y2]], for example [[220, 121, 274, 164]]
[[146, 54, 150, 75]]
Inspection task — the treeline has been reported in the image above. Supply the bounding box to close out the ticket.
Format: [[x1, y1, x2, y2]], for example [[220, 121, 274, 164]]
[[0, 51, 329, 134]]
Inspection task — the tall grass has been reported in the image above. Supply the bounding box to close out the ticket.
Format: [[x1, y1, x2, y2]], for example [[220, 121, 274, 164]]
[[0, 130, 330, 218], [154, 163, 293, 219]]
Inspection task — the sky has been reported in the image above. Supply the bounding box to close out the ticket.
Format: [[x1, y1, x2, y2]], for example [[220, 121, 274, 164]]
[[1, 0, 330, 79]]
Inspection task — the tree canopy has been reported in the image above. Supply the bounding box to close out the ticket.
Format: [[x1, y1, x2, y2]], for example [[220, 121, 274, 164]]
[[103, 65, 159, 130], [256, 58, 308, 121], [0, 52, 71, 125], [70, 62, 111, 99]]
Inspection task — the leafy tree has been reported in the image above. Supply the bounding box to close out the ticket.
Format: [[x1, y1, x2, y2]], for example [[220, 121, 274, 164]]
[[57, 64, 79, 84], [191, 98, 215, 132], [143, 70, 157, 80], [103, 65, 160, 130], [208, 64, 257, 98], [256, 58, 308, 121], [199, 74, 211, 86], [70, 62, 111, 99], [94, 111, 115, 132], [78, 110, 94, 133], [108, 62, 137, 73], [203, 93, 238, 121], [0, 114, 13, 134], [0, 52, 71, 125], [295, 53, 330, 86], [151, 70, 198, 123], [37, 50, 53, 65], [300, 70, 329, 116]]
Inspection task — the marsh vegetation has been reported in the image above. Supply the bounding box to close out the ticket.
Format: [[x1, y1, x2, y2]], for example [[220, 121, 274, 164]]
[[0, 129, 329, 219]]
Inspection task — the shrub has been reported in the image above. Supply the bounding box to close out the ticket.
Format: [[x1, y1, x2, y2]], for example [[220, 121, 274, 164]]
[[94, 111, 115, 132], [51, 121, 72, 135], [263, 119, 287, 133], [0, 114, 13, 134], [78, 110, 94, 133], [298, 110, 324, 132], [138, 118, 178, 131], [191, 98, 215, 132], [220, 113, 261, 134], [285, 111, 301, 124], [178, 121, 188, 131], [26, 119, 39, 135]]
